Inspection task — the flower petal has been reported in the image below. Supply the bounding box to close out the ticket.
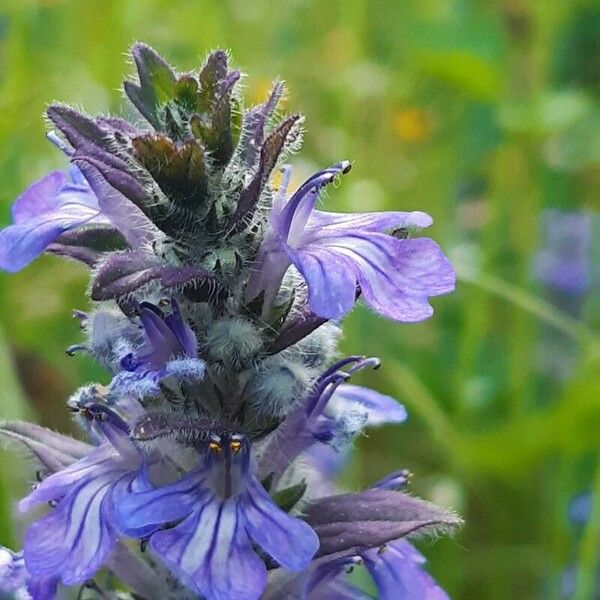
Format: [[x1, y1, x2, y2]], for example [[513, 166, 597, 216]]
[[10, 171, 66, 223], [114, 469, 204, 538], [301, 232, 455, 322], [151, 498, 267, 600], [0, 546, 58, 600], [19, 443, 117, 513], [290, 247, 357, 320], [244, 477, 319, 571], [305, 209, 433, 238], [0, 179, 101, 272], [362, 540, 449, 600], [328, 384, 407, 427], [23, 473, 118, 585]]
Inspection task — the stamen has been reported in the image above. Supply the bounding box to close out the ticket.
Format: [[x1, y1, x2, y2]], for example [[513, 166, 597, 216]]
[[66, 344, 87, 357], [47, 130, 73, 156], [209, 434, 222, 454]]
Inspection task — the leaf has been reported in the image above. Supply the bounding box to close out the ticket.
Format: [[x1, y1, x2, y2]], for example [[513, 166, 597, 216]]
[[174, 75, 199, 111], [0, 421, 91, 474], [47, 104, 109, 150], [304, 489, 462, 556], [91, 251, 219, 301], [238, 80, 285, 168], [126, 43, 177, 128], [73, 155, 189, 239], [207, 70, 241, 166], [271, 479, 307, 512], [268, 308, 327, 355], [47, 105, 135, 171], [228, 114, 302, 232], [0, 331, 31, 547], [132, 134, 208, 210], [197, 50, 229, 112], [48, 225, 128, 266]]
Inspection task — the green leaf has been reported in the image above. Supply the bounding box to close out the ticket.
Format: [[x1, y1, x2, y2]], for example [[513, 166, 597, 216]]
[[271, 479, 307, 512]]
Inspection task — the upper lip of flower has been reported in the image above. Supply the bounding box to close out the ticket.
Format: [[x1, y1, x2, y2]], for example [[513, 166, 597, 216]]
[[120, 299, 198, 374]]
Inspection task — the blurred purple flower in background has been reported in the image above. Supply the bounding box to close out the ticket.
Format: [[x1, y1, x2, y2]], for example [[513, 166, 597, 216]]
[[533, 209, 594, 299]]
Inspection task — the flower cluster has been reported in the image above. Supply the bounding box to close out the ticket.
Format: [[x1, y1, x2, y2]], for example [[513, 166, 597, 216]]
[[0, 45, 459, 600]]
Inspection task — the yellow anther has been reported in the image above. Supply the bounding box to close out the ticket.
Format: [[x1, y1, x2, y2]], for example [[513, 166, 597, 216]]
[[209, 441, 222, 454], [230, 440, 242, 454]]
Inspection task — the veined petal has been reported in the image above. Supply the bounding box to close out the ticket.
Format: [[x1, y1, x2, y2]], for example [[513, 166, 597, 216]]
[[362, 540, 449, 600], [0, 546, 58, 600], [328, 384, 407, 426], [114, 469, 204, 537], [289, 247, 356, 320], [299, 232, 454, 322], [244, 476, 319, 571], [23, 472, 118, 585], [0, 190, 101, 272], [11, 171, 66, 223], [305, 209, 433, 239], [151, 498, 267, 600], [19, 443, 117, 512]]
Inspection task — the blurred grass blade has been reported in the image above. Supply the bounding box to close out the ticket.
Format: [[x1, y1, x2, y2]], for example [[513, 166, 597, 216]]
[[456, 264, 600, 353], [0, 326, 30, 547], [384, 359, 460, 457]]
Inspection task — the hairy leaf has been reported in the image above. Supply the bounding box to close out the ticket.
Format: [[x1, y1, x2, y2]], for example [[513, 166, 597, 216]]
[[91, 251, 219, 301], [0, 421, 91, 474], [132, 134, 208, 210], [304, 489, 462, 556], [48, 225, 128, 267], [228, 114, 302, 232], [126, 43, 177, 128]]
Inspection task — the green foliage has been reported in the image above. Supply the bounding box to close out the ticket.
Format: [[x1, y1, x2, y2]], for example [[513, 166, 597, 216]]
[[0, 1, 598, 598]]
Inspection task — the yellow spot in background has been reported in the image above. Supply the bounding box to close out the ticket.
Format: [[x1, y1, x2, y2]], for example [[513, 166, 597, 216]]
[[269, 166, 303, 195], [392, 108, 432, 143], [247, 78, 288, 110], [321, 28, 358, 69]]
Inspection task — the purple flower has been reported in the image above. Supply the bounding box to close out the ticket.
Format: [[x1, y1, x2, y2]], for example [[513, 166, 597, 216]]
[[0, 156, 157, 273], [0, 546, 57, 600], [306, 540, 449, 600], [246, 162, 455, 322], [120, 299, 200, 376], [0, 167, 103, 272], [116, 432, 319, 600], [533, 209, 593, 296], [259, 356, 407, 482], [18, 407, 142, 586]]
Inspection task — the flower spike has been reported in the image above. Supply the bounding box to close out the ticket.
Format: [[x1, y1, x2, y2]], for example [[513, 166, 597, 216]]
[[0, 44, 457, 600]]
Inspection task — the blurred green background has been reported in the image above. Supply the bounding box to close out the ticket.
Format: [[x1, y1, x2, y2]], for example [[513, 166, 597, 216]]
[[0, 1, 599, 598]]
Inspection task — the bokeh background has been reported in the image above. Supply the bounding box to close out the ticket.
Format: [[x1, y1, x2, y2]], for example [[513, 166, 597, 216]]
[[0, 1, 599, 598]]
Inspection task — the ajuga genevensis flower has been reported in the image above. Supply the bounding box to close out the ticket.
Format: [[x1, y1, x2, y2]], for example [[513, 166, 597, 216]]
[[0, 44, 460, 600]]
